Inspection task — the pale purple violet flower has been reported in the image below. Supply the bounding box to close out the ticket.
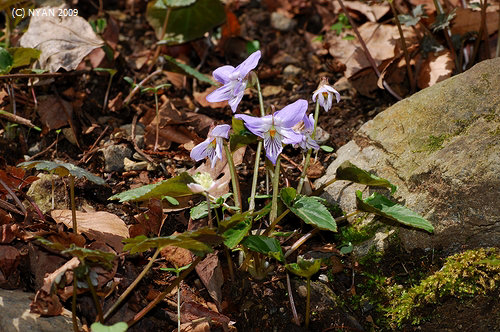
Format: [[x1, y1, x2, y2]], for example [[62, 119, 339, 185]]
[[294, 114, 320, 151], [312, 83, 340, 112], [206, 50, 261, 112], [190, 124, 231, 168], [235, 99, 308, 164]]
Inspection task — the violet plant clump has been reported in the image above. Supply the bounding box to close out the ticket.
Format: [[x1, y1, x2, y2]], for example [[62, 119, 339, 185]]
[[109, 48, 434, 329]]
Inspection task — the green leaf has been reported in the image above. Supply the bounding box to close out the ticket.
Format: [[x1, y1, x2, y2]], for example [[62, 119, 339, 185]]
[[242, 235, 284, 262], [320, 145, 334, 152], [355, 191, 434, 233], [164, 0, 197, 7], [280, 188, 337, 232], [223, 219, 251, 249], [246, 40, 260, 55], [162, 195, 179, 205], [336, 161, 397, 194], [190, 201, 209, 220], [109, 172, 194, 202], [285, 256, 321, 278], [146, 0, 225, 45], [0, 47, 13, 74], [18, 160, 105, 185], [122, 228, 223, 256], [94, 67, 117, 76], [91, 322, 128, 332], [9, 47, 41, 69], [163, 55, 215, 85]]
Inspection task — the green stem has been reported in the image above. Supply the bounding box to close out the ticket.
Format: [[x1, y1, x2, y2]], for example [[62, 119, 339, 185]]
[[248, 141, 263, 212], [224, 143, 241, 210], [305, 277, 311, 328], [269, 156, 281, 226], [205, 192, 212, 227], [103, 248, 161, 322], [69, 175, 77, 234], [297, 100, 320, 193], [72, 274, 78, 332], [127, 255, 202, 327], [85, 272, 103, 322], [176, 270, 181, 332], [154, 91, 160, 151], [254, 75, 266, 117], [264, 209, 290, 237]]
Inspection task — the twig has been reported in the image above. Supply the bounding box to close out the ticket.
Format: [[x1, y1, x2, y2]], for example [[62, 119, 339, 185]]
[[123, 69, 163, 105], [0, 178, 27, 216], [0, 71, 87, 80], [27, 136, 63, 161], [0, 110, 40, 130], [286, 272, 301, 326], [336, 0, 402, 100], [78, 125, 109, 164]]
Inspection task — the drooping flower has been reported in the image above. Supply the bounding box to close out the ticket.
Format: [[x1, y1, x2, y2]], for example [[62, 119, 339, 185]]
[[206, 50, 261, 113], [235, 99, 308, 164], [190, 124, 230, 168], [312, 78, 340, 112], [294, 113, 320, 151], [187, 172, 216, 194]]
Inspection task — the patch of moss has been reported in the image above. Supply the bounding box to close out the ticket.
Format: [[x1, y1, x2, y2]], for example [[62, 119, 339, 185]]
[[388, 247, 500, 328], [425, 134, 449, 152], [335, 217, 381, 247]]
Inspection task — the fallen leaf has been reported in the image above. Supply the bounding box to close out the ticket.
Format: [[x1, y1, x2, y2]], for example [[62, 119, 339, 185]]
[[341, 1, 390, 22], [37, 95, 73, 131], [0, 245, 20, 288], [161, 245, 193, 267], [51, 210, 129, 252], [19, 6, 104, 72], [181, 301, 231, 325], [451, 7, 499, 36], [327, 22, 417, 78], [417, 50, 454, 89], [195, 252, 224, 306], [131, 199, 164, 237], [0, 224, 17, 244]]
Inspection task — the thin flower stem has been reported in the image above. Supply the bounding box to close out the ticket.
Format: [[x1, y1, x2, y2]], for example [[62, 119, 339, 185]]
[[154, 91, 160, 152], [72, 275, 78, 332], [305, 277, 311, 328], [127, 255, 203, 328], [269, 156, 282, 225], [102, 73, 114, 112], [255, 75, 266, 117], [249, 141, 263, 212], [205, 193, 212, 227], [85, 272, 103, 322], [312, 178, 338, 196], [225, 247, 235, 281], [224, 143, 242, 210], [286, 272, 301, 326], [264, 209, 290, 236], [103, 248, 161, 322], [69, 175, 77, 234], [297, 100, 320, 193]]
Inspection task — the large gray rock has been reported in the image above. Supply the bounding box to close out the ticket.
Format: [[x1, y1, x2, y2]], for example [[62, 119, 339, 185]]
[[0, 289, 78, 332], [317, 58, 500, 251]]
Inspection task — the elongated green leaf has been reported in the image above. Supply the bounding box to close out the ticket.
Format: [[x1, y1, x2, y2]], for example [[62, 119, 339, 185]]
[[123, 228, 223, 256], [0, 47, 13, 74], [285, 256, 321, 278], [336, 161, 397, 194], [242, 235, 284, 262], [18, 160, 105, 185], [190, 201, 209, 220], [223, 219, 251, 249], [280, 188, 337, 232], [163, 55, 216, 86], [109, 172, 194, 202], [146, 0, 225, 45], [355, 191, 434, 233]]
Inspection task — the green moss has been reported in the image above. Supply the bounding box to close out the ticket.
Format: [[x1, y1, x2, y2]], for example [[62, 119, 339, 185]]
[[388, 247, 500, 327], [335, 217, 381, 247], [425, 134, 449, 152]]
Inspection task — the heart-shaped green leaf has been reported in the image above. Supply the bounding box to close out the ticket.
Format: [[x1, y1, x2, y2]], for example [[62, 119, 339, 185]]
[[18, 160, 105, 185], [285, 256, 321, 278], [336, 161, 397, 194], [242, 235, 284, 262]]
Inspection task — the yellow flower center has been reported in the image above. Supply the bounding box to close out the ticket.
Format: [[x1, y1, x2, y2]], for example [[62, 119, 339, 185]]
[[269, 127, 276, 138], [322, 91, 329, 98]]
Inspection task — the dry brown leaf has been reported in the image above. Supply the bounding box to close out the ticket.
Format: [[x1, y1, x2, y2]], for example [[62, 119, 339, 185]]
[[181, 301, 231, 325], [451, 7, 499, 36], [50, 210, 129, 252], [193, 86, 229, 109], [19, 6, 104, 72], [417, 50, 454, 89], [327, 22, 417, 78], [37, 95, 73, 131], [0, 224, 17, 244], [195, 253, 224, 307], [161, 245, 193, 267], [177, 321, 211, 332], [0, 245, 20, 288], [342, 1, 390, 22], [131, 199, 164, 237]]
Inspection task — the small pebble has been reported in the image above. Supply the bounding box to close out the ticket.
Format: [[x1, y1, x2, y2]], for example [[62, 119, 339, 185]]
[[297, 285, 307, 298]]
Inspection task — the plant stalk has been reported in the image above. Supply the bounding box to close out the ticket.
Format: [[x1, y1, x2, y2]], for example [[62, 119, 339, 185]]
[[248, 141, 263, 212], [127, 255, 202, 327], [154, 91, 160, 151], [102, 73, 115, 112], [85, 272, 103, 322], [297, 100, 320, 193], [224, 143, 242, 210], [72, 274, 78, 332], [69, 175, 77, 234], [305, 277, 311, 328], [269, 156, 281, 225], [103, 248, 161, 321]]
